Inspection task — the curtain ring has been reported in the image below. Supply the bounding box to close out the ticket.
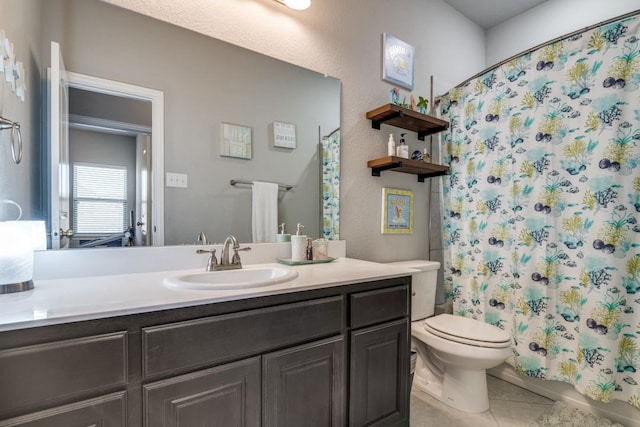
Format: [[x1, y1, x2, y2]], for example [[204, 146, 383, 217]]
[[10, 122, 22, 165]]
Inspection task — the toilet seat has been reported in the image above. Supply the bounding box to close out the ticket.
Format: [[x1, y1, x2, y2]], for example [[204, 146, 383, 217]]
[[423, 314, 511, 349]]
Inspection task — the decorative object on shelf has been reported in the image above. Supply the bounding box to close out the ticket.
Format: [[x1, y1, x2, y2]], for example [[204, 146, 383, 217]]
[[416, 96, 429, 114], [410, 95, 417, 111], [0, 116, 22, 164], [382, 33, 414, 90], [389, 87, 410, 108], [381, 188, 413, 234], [390, 87, 400, 105], [422, 148, 431, 162], [0, 30, 26, 102], [220, 122, 252, 160], [411, 149, 423, 160], [270, 121, 297, 149]]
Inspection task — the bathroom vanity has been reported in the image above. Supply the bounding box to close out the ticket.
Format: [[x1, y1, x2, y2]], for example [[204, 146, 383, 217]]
[[0, 257, 414, 427]]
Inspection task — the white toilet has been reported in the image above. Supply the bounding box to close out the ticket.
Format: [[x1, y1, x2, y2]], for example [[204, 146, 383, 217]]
[[389, 260, 512, 413]]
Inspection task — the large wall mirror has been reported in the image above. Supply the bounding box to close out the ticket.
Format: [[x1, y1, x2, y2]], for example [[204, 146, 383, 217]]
[[2, 0, 340, 249]]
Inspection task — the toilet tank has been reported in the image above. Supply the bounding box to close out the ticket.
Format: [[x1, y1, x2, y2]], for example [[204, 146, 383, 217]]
[[387, 260, 440, 321]]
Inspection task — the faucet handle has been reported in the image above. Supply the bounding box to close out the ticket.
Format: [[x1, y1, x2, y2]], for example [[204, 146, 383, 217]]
[[232, 246, 251, 264], [196, 248, 218, 271]]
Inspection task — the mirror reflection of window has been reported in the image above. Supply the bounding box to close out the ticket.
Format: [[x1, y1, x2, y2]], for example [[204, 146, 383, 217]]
[[73, 163, 128, 241]]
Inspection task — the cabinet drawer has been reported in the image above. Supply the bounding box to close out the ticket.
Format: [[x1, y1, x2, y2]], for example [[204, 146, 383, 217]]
[[143, 296, 344, 378], [0, 392, 126, 427], [0, 332, 127, 416], [350, 285, 408, 329]]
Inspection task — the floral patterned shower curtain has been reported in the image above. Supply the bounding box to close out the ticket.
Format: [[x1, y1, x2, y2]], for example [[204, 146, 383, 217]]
[[438, 14, 640, 407], [322, 128, 340, 239]]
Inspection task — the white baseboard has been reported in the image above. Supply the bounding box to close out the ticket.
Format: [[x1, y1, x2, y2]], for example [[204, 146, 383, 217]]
[[489, 363, 639, 427]]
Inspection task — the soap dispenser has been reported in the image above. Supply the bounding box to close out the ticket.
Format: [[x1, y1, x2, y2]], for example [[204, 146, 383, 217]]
[[396, 133, 409, 159], [276, 222, 291, 242], [387, 133, 396, 156], [291, 223, 307, 262]]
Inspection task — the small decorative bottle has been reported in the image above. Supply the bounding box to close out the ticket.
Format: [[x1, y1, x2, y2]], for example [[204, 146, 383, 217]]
[[387, 133, 396, 156]]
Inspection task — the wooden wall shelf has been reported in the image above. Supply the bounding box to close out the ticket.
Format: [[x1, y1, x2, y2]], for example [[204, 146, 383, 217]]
[[366, 104, 449, 140], [367, 156, 449, 182]]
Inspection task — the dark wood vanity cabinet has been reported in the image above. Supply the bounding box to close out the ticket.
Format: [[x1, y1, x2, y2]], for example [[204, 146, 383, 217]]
[[349, 286, 411, 427], [0, 276, 411, 427]]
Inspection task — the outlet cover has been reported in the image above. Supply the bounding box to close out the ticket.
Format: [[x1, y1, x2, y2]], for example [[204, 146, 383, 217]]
[[166, 172, 188, 188]]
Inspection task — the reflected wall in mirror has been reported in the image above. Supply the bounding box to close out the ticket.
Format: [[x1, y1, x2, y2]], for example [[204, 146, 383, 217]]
[[1, 0, 340, 248]]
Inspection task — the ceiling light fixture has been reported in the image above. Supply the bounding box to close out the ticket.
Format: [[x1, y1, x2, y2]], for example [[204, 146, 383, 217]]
[[274, 0, 311, 11]]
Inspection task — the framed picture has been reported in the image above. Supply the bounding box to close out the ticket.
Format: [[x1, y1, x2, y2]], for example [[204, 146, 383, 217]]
[[270, 121, 297, 149], [220, 122, 252, 159], [381, 188, 413, 234], [382, 33, 415, 90]]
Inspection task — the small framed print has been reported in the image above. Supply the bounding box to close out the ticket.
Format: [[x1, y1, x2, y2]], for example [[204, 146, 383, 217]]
[[382, 33, 415, 91], [381, 188, 413, 234], [220, 122, 252, 160], [270, 121, 297, 149]]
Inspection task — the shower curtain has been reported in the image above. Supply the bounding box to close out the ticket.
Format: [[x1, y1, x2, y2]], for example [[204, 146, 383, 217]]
[[438, 14, 640, 408]]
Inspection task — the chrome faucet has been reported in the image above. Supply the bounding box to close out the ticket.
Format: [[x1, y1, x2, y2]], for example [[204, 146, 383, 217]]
[[197, 235, 251, 271], [219, 235, 251, 270], [196, 231, 208, 245]]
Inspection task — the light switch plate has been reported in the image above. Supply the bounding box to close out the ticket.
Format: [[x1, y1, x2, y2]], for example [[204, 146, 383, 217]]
[[166, 172, 188, 188]]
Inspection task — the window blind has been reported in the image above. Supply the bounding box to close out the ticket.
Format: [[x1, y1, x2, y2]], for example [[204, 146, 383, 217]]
[[73, 163, 127, 234]]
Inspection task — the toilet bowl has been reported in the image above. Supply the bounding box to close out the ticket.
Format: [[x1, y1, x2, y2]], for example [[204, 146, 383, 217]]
[[388, 260, 512, 413]]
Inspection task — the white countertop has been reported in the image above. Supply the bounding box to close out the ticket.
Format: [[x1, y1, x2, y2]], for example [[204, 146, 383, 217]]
[[0, 258, 417, 332]]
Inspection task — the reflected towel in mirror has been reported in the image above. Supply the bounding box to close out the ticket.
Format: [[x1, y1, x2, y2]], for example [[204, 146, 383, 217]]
[[252, 181, 279, 243]]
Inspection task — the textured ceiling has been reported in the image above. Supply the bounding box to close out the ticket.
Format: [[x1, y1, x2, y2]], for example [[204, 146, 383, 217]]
[[442, 0, 549, 29]]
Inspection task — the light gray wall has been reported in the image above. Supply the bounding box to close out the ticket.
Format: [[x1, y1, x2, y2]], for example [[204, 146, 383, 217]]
[[486, 0, 640, 66], [41, 0, 339, 245], [0, 0, 42, 221], [105, 0, 487, 261]]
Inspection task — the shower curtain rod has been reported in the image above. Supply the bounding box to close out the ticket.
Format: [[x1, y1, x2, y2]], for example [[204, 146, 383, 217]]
[[443, 9, 640, 95], [229, 179, 293, 191]]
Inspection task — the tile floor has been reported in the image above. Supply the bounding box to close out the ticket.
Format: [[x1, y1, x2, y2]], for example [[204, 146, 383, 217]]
[[410, 374, 555, 427]]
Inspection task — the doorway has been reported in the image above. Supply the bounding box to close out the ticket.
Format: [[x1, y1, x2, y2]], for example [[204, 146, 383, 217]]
[[56, 70, 165, 247]]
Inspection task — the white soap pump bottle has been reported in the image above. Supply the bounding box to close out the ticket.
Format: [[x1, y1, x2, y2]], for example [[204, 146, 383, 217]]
[[291, 223, 307, 262], [387, 133, 396, 156], [396, 133, 409, 159]]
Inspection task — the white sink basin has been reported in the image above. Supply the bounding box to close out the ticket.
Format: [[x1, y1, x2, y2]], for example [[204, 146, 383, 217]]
[[164, 267, 298, 290]]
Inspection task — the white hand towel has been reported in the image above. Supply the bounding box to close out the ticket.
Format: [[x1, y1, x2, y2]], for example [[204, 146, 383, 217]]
[[252, 181, 279, 243]]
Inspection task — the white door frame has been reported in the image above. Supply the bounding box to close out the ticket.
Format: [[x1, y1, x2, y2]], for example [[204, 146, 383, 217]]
[[65, 71, 165, 245]]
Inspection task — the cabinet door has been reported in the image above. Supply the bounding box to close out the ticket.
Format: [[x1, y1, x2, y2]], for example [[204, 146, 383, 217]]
[[0, 392, 126, 427], [263, 336, 345, 427], [143, 357, 260, 427], [349, 319, 409, 427]]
